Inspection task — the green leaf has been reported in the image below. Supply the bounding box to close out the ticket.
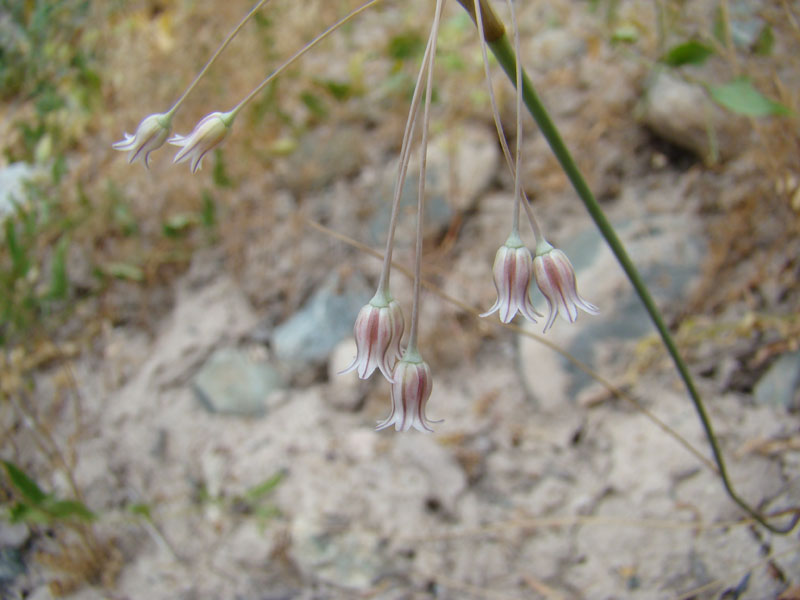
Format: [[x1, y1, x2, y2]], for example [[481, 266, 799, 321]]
[[315, 78, 354, 102], [47, 236, 69, 300], [4, 219, 29, 278], [103, 262, 144, 282], [212, 149, 232, 188], [713, 6, 727, 45], [51, 154, 68, 184], [44, 499, 96, 521], [201, 191, 217, 229], [162, 213, 198, 238], [753, 25, 774, 56], [386, 31, 424, 60], [661, 40, 714, 66], [300, 91, 328, 119], [9, 502, 52, 525], [243, 471, 284, 503], [2, 461, 48, 505], [611, 24, 639, 44], [253, 505, 280, 520], [710, 78, 791, 117], [128, 503, 152, 520]]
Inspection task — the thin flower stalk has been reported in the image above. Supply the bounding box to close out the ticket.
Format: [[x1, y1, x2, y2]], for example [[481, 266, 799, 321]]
[[113, 0, 271, 166], [225, 0, 382, 122], [342, 2, 435, 384], [476, 1, 542, 325], [169, 0, 382, 171], [164, 0, 272, 120], [405, 0, 442, 355], [375, 28, 437, 298], [472, 0, 543, 243], [379, 0, 444, 433]]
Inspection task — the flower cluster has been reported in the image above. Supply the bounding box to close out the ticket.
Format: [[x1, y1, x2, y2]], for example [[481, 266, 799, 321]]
[[481, 236, 598, 331], [112, 0, 597, 435]]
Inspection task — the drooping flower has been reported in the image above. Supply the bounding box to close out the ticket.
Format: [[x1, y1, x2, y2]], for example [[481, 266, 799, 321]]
[[169, 110, 235, 173], [481, 232, 542, 324], [112, 112, 172, 168], [377, 348, 436, 433], [533, 240, 599, 332], [340, 290, 405, 381]]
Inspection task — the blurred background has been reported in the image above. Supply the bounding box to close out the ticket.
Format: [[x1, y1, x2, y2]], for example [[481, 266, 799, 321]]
[[1, 0, 799, 598]]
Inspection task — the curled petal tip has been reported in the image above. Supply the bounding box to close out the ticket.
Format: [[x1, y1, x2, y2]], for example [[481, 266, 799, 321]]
[[168, 111, 232, 173], [112, 113, 171, 168]]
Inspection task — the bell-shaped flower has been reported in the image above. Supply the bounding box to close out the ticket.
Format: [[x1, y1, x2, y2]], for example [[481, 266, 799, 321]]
[[112, 112, 172, 168], [169, 110, 234, 173], [533, 240, 599, 332], [377, 348, 436, 433], [481, 232, 542, 324], [340, 290, 405, 381]]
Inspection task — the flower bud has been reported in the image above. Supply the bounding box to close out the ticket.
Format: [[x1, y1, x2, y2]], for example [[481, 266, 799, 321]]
[[112, 112, 172, 168], [481, 233, 542, 324], [377, 349, 436, 433], [533, 241, 599, 332], [169, 110, 234, 173], [340, 291, 405, 382]]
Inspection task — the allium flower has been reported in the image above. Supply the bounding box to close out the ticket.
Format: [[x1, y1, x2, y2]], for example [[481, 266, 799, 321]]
[[169, 110, 234, 173], [377, 348, 436, 433], [480, 232, 542, 324], [533, 241, 599, 332], [112, 113, 172, 168], [340, 291, 405, 381]]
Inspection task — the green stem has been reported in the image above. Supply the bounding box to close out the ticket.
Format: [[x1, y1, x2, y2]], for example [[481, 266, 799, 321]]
[[467, 18, 798, 534]]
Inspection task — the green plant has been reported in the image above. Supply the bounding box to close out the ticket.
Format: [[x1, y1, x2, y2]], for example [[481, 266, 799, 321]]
[[1, 460, 95, 526]]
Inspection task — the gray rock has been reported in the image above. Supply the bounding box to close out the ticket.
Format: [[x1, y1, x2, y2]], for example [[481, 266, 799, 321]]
[[420, 126, 499, 212], [272, 271, 372, 374], [193, 347, 284, 416], [728, 0, 766, 49], [277, 125, 367, 194], [367, 167, 452, 246], [0, 522, 29, 550], [368, 126, 498, 244], [290, 516, 385, 591], [639, 71, 747, 163], [754, 351, 800, 410], [0, 547, 25, 584]]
